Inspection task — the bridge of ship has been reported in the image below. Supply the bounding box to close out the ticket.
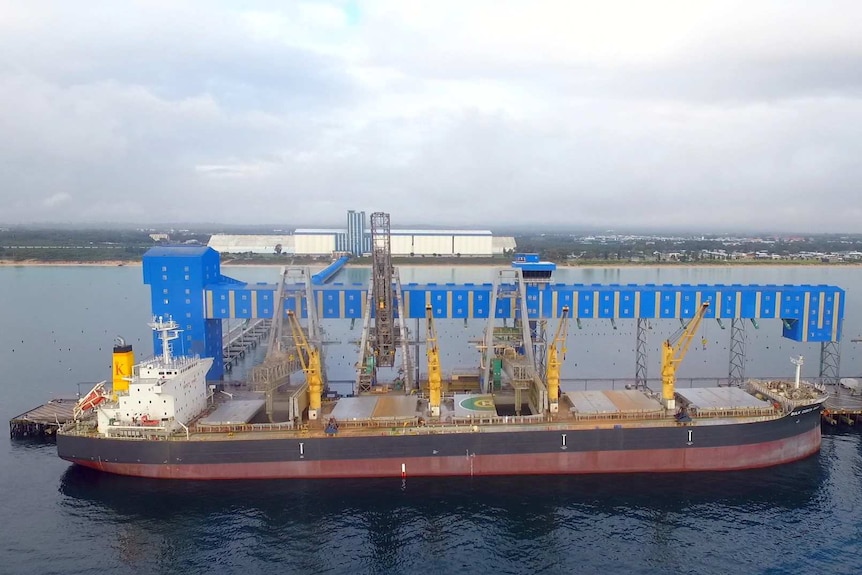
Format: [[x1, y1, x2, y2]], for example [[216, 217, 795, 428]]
[[141, 246, 845, 381]]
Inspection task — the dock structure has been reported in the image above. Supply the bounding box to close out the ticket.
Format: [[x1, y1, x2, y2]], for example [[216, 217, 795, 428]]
[[9, 398, 77, 439], [222, 318, 270, 371], [822, 381, 862, 426], [142, 246, 847, 381]]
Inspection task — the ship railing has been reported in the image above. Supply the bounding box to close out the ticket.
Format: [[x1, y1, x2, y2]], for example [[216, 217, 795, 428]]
[[563, 376, 841, 392], [106, 428, 171, 440], [449, 414, 548, 426], [106, 424, 169, 438], [570, 410, 666, 422], [690, 406, 778, 419], [569, 405, 779, 422], [335, 418, 420, 429], [192, 422, 297, 434]]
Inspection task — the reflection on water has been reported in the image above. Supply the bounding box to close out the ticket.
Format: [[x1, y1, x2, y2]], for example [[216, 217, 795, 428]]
[[54, 456, 837, 574], [58, 457, 825, 521], [2, 265, 861, 575]]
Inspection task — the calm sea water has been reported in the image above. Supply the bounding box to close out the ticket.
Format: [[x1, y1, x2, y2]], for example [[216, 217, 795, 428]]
[[2, 264, 861, 575]]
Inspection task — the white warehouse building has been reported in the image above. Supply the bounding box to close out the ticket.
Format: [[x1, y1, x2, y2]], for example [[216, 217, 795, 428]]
[[207, 234, 295, 254], [389, 230, 493, 256], [293, 229, 338, 256], [208, 227, 514, 257]]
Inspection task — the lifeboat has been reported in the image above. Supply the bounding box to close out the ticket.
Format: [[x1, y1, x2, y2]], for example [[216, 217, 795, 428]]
[[74, 382, 108, 419]]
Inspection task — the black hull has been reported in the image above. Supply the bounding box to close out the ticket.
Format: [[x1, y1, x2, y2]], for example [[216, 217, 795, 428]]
[[57, 405, 823, 479]]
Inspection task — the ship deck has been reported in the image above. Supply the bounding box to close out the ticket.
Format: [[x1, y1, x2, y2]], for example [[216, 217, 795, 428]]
[[61, 386, 787, 442]]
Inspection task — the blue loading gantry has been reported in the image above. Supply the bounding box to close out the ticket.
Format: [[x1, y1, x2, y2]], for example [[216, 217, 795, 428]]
[[142, 247, 845, 386]]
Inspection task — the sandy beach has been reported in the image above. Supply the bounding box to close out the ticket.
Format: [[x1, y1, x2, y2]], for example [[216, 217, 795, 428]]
[[0, 260, 141, 267]]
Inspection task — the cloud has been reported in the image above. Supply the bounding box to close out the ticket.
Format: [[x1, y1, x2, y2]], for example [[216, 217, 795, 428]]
[[41, 192, 71, 208], [0, 1, 860, 232]]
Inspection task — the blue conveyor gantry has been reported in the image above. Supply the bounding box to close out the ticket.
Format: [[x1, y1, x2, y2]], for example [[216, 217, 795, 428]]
[[142, 246, 845, 380]]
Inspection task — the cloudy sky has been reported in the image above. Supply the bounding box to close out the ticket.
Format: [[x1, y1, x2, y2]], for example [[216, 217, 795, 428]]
[[1, 1, 860, 231]]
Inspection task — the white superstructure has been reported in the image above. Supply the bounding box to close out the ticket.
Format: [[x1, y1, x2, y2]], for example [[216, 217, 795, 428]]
[[95, 317, 213, 435]]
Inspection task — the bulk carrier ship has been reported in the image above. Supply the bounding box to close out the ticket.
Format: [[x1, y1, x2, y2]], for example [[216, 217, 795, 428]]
[[57, 310, 827, 480]]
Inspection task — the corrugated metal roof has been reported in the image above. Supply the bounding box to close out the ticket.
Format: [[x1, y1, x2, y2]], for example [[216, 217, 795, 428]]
[[391, 229, 492, 236], [292, 228, 492, 236], [144, 246, 214, 257]]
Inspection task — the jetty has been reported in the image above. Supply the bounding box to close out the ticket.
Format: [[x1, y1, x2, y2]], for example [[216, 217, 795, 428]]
[[822, 379, 862, 426], [9, 398, 77, 439]]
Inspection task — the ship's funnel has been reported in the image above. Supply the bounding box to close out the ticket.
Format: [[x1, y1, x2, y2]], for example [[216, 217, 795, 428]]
[[112, 338, 134, 394]]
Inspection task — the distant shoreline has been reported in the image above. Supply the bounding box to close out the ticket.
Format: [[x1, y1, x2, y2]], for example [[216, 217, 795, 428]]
[[2, 259, 860, 269], [0, 260, 140, 267]]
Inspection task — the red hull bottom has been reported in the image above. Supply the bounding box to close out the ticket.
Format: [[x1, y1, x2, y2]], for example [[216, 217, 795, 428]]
[[70, 426, 821, 480]]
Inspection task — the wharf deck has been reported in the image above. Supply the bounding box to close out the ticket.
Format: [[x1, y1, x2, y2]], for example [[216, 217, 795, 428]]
[[10, 398, 77, 439], [823, 384, 862, 426]]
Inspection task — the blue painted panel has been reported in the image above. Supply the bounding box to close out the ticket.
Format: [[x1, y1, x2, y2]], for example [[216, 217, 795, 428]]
[[555, 288, 575, 316], [781, 291, 805, 319], [659, 290, 677, 319], [679, 287, 700, 317], [719, 290, 738, 319], [408, 289, 427, 318], [256, 290, 274, 319], [618, 290, 635, 318], [472, 290, 490, 319], [321, 290, 340, 319], [740, 289, 757, 317], [430, 290, 448, 317], [525, 285, 540, 318], [283, 298, 298, 316], [697, 289, 717, 318], [596, 289, 615, 318], [539, 286, 554, 318], [211, 288, 230, 319], [782, 319, 803, 340], [233, 290, 252, 319], [638, 288, 656, 318], [451, 290, 468, 319], [343, 289, 363, 318], [759, 287, 778, 318], [578, 291, 594, 319]]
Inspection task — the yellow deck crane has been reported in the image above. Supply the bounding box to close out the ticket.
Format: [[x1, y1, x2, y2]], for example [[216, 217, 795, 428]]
[[425, 304, 442, 417], [661, 302, 709, 410], [287, 310, 323, 420], [546, 306, 570, 414]]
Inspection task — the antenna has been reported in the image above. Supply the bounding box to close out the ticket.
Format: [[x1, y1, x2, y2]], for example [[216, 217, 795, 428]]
[[148, 315, 182, 364]]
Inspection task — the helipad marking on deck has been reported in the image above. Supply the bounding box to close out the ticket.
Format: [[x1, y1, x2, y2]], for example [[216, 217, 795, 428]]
[[459, 396, 495, 411]]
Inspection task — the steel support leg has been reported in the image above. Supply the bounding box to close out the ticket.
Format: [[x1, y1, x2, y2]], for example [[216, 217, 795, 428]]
[[635, 318, 648, 389], [729, 318, 746, 387], [819, 340, 840, 385]]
